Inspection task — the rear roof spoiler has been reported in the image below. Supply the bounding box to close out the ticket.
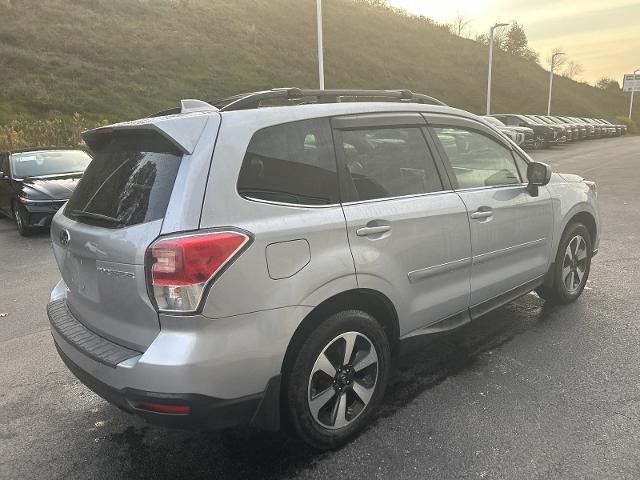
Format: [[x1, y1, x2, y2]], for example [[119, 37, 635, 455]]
[[82, 101, 218, 154]]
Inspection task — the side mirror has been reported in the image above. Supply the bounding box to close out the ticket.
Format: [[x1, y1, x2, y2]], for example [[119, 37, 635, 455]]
[[0, 171, 7, 179], [526, 161, 552, 196]]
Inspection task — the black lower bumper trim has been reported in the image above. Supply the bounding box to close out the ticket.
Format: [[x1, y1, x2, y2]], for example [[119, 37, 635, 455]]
[[55, 341, 281, 431]]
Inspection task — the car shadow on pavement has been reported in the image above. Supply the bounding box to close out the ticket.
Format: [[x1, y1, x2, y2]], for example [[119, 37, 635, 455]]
[[84, 293, 561, 480]]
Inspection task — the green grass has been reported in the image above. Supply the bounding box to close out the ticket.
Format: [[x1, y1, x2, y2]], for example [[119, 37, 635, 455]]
[[0, 0, 637, 140]]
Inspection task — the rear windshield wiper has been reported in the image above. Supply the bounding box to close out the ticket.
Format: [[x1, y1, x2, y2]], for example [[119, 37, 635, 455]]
[[70, 210, 125, 226]]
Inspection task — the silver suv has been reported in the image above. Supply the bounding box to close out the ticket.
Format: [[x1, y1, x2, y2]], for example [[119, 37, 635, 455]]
[[47, 89, 599, 449]]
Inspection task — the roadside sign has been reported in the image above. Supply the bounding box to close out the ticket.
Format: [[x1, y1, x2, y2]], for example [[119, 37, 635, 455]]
[[623, 74, 640, 92]]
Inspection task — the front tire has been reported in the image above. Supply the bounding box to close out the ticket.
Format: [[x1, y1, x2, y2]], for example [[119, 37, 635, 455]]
[[13, 201, 33, 237], [284, 310, 391, 450], [536, 222, 592, 304]]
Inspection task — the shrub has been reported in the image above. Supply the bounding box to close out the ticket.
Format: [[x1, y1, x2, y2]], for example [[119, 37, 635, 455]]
[[615, 116, 639, 135], [0, 114, 109, 151]]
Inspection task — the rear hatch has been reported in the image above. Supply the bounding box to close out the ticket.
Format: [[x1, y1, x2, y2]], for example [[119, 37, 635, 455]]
[[51, 129, 186, 351]]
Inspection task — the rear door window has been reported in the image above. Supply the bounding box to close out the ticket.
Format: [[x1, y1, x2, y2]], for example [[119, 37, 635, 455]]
[[237, 118, 339, 205], [64, 131, 182, 228], [338, 127, 443, 201]]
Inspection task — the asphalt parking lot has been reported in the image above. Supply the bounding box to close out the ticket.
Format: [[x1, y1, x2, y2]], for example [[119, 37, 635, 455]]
[[1, 136, 640, 480]]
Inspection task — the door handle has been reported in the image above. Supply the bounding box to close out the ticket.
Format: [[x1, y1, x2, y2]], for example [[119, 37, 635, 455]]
[[470, 209, 493, 220], [356, 225, 391, 236]]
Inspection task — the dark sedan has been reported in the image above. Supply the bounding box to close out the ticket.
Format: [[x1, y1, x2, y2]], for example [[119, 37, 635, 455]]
[[0, 148, 92, 235]]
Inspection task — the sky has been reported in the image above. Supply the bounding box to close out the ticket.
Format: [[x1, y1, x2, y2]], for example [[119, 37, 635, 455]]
[[387, 0, 640, 84]]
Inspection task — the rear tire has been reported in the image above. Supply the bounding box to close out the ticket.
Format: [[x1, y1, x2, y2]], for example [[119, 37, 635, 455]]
[[536, 222, 592, 304], [284, 310, 391, 450], [13, 201, 33, 237]]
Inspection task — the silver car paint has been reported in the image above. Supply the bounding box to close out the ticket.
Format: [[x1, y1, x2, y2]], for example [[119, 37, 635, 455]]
[[49, 114, 222, 350], [438, 115, 555, 306], [50, 288, 312, 399], [50, 217, 163, 350], [49, 101, 600, 405], [342, 192, 472, 336]]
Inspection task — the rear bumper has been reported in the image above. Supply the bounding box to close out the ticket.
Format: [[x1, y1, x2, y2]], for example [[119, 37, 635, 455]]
[[48, 282, 310, 430], [55, 341, 280, 430]]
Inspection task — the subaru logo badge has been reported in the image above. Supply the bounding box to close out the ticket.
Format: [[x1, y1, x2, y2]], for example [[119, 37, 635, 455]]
[[60, 229, 71, 246]]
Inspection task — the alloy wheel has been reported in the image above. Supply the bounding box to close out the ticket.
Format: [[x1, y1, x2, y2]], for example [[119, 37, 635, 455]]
[[562, 235, 588, 294], [307, 331, 379, 430]]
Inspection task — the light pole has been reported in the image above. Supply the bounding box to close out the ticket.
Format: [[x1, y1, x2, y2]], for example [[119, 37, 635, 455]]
[[486, 22, 508, 115], [629, 68, 639, 121], [316, 0, 325, 90], [547, 51, 565, 115]]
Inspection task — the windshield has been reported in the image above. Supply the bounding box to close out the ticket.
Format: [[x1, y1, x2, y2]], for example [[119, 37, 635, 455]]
[[10, 150, 91, 178]]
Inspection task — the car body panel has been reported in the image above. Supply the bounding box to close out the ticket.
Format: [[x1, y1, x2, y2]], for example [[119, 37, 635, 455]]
[[47, 98, 601, 431], [198, 112, 357, 319], [50, 215, 163, 350], [50, 280, 311, 399], [342, 192, 472, 336], [456, 184, 553, 307], [546, 172, 600, 255]]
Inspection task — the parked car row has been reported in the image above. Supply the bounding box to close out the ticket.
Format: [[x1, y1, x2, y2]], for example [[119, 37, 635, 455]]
[[482, 114, 627, 150]]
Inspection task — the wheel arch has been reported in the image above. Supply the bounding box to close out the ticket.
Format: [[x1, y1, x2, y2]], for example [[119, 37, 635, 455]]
[[544, 208, 597, 288], [555, 206, 597, 254], [568, 211, 597, 249], [280, 288, 400, 379]]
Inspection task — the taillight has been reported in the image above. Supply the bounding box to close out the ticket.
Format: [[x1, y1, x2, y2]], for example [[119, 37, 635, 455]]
[[148, 230, 250, 313]]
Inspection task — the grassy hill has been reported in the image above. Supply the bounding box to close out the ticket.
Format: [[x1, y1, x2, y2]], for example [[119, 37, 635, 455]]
[[0, 0, 637, 146]]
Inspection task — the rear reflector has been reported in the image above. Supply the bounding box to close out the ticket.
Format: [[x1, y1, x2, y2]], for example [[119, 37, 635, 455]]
[[148, 230, 250, 313], [140, 402, 190, 415]]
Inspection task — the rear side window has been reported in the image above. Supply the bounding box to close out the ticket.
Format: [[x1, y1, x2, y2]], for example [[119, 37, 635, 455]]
[[237, 118, 339, 205], [64, 131, 182, 228], [339, 127, 443, 201]]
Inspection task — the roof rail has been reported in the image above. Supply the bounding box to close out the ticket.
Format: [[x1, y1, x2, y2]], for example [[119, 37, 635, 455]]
[[214, 88, 447, 111]]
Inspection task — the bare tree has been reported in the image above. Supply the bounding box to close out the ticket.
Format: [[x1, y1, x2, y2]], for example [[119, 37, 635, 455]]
[[563, 61, 585, 80], [548, 47, 568, 71], [450, 12, 471, 37]]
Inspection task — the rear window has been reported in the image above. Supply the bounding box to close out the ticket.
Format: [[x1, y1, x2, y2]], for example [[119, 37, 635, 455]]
[[64, 131, 182, 228], [237, 118, 340, 205]]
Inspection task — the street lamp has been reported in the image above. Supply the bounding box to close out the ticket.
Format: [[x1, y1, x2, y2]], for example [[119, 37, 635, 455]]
[[316, 0, 325, 90], [629, 68, 639, 121], [486, 22, 509, 115], [547, 51, 565, 115]]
